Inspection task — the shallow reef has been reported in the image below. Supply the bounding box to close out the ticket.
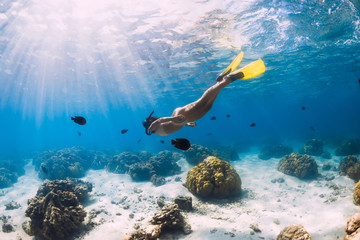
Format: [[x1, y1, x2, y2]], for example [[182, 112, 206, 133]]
[[23, 178, 92, 240], [106, 152, 142, 174], [301, 138, 324, 156], [277, 153, 318, 179], [354, 180, 360, 205], [258, 144, 293, 160], [339, 155, 360, 182], [0, 157, 26, 189], [335, 139, 360, 156], [276, 224, 311, 240], [34, 147, 94, 180], [0, 168, 18, 189], [185, 156, 241, 198]]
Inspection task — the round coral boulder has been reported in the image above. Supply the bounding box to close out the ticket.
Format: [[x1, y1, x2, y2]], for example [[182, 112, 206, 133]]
[[277, 224, 311, 240], [339, 155, 360, 182], [278, 153, 318, 179], [354, 180, 360, 205], [185, 156, 241, 198]]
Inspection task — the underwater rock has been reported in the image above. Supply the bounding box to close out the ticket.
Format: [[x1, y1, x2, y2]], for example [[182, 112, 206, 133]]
[[185, 156, 241, 198], [106, 152, 142, 174], [276, 224, 311, 240], [339, 155, 360, 182], [321, 150, 332, 159], [150, 174, 166, 186], [2, 223, 15, 233], [34, 147, 94, 180], [124, 204, 191, 240], [0, 168, 18, 189], [24, 179, 91, 240], [174, 196, 192, 211], [128, 162, 155, 181], [148, 150, 182, 176], [335, 139, 360, 156], [0, 158, 26, 176], [278, 153, 318, 179], [5, 200, 21, 210], [183, 144, 213, 165], [354, 180, 360, 205], [345, 213, 360, 240], [258, 144, 293, 160], [301, 139, 323, 156], [322, 162, 332, 171]]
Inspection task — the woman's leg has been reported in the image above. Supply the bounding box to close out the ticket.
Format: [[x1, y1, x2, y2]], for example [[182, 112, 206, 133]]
[[175, 77, 233, 121]]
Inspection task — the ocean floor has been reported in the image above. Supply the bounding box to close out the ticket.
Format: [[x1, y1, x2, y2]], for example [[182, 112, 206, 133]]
[[0, 152, 358, 240]]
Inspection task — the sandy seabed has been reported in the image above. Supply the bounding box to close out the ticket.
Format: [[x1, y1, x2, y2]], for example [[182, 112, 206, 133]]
[[0, 152, 358, 240]]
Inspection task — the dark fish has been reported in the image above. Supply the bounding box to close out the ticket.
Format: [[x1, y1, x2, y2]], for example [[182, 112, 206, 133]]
[[78, 132, 81, 136], [210, 116, 216, 120], [226, 114, 231, 118], [160, 140, 165, 144], [301, 106, 306, 110], [309, 126, 315, 131], [171, 138, 191, 151], [250, 123, 256, 127], [121, 129, 128, 134], [137, 139, 141, 143], [41, 165, 48, 174], [358, 79, 360, 85], [71, 116, 86, 125], [207, 133, 213, 136]]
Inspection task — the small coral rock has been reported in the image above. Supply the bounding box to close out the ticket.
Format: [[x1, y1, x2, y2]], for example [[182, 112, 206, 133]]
[[345, 213, 360, 240], [339, 155, 360, 182], [0, 168, 18, 188], [354, 181, 360, 205], [278, 153, 318, 179], [174, 196, 192, 211], [106, 152, 142, 174], [277, 224, 311, 240], [185, 156, 241, 198]]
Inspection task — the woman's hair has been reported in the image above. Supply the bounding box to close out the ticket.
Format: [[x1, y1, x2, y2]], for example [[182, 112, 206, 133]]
[[142, 112, 158, 135]]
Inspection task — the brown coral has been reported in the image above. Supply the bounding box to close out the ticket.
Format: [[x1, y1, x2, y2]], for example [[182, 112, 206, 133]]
[[185, 156, 241, 198], [277, 224, 311, 240], [345, 213, 360, 240], [278, 153, 318, 179], [339, 155, 360, 182], [354, 181, 360, 205]]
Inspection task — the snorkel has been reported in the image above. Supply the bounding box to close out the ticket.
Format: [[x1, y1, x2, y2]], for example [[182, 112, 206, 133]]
[[143, 110, 155, 135]]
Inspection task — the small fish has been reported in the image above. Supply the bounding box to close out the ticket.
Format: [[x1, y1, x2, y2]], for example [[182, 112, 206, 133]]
[[78, 132, 81, 136], [358, 79, 360, 85], [171, 138, 191, 151], [160, 140, 165, 144], [301, 106, 306, 110], [137, 139, 142, 143], [309, 126, 315, 131], [207, 133, 213, 136], [41, 165, 48, 174], [250, 123, 256, 127], [226, 114, 231, 118], [210, 116, 216, 120], [121, 129, 128, 134], [71, 116, 86, 125]]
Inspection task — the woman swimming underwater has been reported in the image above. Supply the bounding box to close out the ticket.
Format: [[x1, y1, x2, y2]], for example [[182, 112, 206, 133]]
[[142, 52, 265, 136]]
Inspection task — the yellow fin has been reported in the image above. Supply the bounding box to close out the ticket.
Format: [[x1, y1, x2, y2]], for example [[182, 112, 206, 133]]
[[217, 52, 244, 81], [228, 59, 265, 80]]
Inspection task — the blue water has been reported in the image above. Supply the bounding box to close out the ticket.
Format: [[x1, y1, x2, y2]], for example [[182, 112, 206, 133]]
[[0, 0, 359, 156]]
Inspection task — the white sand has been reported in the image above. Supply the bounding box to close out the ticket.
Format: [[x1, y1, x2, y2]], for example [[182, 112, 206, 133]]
[[0, 153, 358, 240]]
